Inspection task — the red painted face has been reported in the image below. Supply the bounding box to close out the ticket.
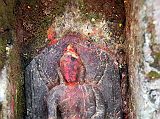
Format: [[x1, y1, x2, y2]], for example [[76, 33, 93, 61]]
[[60, 45, 81, 83]]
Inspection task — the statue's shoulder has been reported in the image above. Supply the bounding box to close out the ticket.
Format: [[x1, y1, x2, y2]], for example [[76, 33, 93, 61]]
[[47, 84, 66, 97]]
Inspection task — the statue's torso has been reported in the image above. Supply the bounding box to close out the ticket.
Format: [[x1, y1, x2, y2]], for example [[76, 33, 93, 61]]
[[48, 84, 98, 119]]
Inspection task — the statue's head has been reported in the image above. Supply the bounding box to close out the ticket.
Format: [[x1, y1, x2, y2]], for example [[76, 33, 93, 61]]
[[60, 44, 83, 84]]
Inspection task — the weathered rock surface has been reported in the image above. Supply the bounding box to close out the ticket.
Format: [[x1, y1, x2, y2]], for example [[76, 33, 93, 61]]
[[126, 0, 160, 118], [25, 34, 122, 119], [47, 84, 105, 119]]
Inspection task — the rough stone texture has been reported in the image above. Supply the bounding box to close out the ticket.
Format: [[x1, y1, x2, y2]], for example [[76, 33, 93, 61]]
[[46, 44, 105, 119], [1, 0, 127, 119], [126, 0, 160, 119], [25, 34, 123, 119], [24, 1, 127, 119], [47, 84, 105, 119], [0, 66, 8, 119]]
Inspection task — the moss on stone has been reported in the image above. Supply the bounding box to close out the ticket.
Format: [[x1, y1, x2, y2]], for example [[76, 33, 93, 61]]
[[147, 71, 160, 79], [154, 52, 160, 61], [0, 0, 15, 27], [0, 0, 15, 71], [9, 46, 25, 119], [26, 0, 37, 6], [0, 0, 26, 118], [0, 35, 7, 71], [150, 52, 160, 69]]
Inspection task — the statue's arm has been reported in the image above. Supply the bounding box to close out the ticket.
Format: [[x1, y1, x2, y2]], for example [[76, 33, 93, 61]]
[[91, 87, 105, 119], [47, 89, 60, 119]]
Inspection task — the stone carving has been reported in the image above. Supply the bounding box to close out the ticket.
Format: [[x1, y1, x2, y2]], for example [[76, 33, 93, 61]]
[[47, 44, 105, 119], [25, 34, 122, 119]]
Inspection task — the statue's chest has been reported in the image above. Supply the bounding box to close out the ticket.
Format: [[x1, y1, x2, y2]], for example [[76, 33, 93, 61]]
[[58, 85, 94, 111]]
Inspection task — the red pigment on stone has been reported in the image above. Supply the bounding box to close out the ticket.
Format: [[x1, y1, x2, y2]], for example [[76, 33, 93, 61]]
[[11, 96, 14, 113], [47, 28, 57, 46], [60, 45, 82, 85], [10, 84, 16, 117], [48, 38, 57, 46], [47, 33, 57, 46]]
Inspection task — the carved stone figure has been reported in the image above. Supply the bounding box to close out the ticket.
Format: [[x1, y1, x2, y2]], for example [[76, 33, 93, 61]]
[[47, 44, 105, 119], [25, 34, 122, 119]]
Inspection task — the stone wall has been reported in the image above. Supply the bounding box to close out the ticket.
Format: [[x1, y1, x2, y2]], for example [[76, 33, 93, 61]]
[[126, 0, 160, 118]]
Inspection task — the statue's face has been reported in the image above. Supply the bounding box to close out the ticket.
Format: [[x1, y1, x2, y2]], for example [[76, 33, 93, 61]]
[[60, 44, 81, 83]]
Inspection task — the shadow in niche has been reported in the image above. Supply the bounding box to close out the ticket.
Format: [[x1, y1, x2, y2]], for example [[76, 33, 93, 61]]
[[57, 106, 62, 119], [0, 103, 2, 117]]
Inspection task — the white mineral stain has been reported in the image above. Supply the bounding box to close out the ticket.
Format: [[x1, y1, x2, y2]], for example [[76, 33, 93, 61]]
[[0, 66, 9, 119], [0, 66, 7, 102], [53, 3, 112, 43], [0, 45, 11, 119], [135, 1, 160, 119]]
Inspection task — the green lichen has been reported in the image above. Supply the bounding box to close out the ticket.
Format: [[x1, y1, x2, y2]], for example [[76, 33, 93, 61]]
[[9, 47, 25, 119], [15, 76, 25, 119], [0, 0, 15, 71], [150, 52, 160, 69], [154, 52, 160, 61], [0, 34, 7, 71], [0, 0, 15, 27], [0, 0, 25, 118], [78, 0, 103, 21], [147, 71, 160, 79]]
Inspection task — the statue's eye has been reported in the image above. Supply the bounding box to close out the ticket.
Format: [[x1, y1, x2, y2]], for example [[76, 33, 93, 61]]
[[71, 57, 76, 61]]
